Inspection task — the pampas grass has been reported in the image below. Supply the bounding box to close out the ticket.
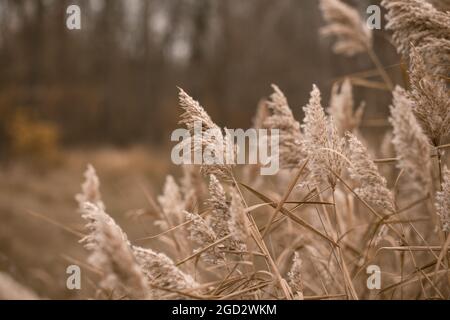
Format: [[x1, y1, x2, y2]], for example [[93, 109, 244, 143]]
[[75, 164, 104, 210], [67, 75, 450, 299], [347, 133, 396, 214], [207, 174, 231, 241], [288, 252, 304, 300], [13, 0, 449, 301], [263, 85, 305, 169], [0, 272, 39, 300], [435, 167, 450, 232], [302, 85, 346, 189], [382, 0, 450, 59], [80, 203, 149, 299], [185, 210, 223, 264], [132, 246, 198, 299], [178, 88, 233, 181], [389, 86, 433, 195], [319, 0, 372, 57], [408, 47, 450, 146], [228, 187, 249, 252], [328, 79, 365, 136], [428, 0, 450, 12]]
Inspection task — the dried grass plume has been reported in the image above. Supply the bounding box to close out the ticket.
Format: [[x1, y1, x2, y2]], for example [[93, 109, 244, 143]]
[[319, 0, 372, 56]]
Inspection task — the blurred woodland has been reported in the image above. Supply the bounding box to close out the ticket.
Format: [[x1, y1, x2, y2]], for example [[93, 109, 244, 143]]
[[0, 0, 449, 300], [0, 0, 400, 159]]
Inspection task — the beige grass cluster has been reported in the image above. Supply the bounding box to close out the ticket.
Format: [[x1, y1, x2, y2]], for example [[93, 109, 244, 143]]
[[347, 133, 395, 215], [436, 167, 450, 233], [3, 0, 448, 301], [178, 88, 234, 180], [319, 0, 372, 56], [382, 0, 450, 77], [263, 85, 305, 169], [408, 47, 450, 146], [327, 78, 365, 136], [62, 0, 450, 299], [389, 87, 433, 195], [69, 69, 448, 298]]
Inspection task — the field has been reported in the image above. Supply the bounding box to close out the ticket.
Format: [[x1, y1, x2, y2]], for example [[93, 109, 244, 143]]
[[0, 0, 449, 300]]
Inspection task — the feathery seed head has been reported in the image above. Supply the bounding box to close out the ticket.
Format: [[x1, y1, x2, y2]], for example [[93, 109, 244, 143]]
[[185, 211, 223, 264], [288, 252, 304, 300], [178, 88, 233, 180], [75, 164, 104, 211], [228, 188, 248, 252], [263, 84, 305, 169], [382, 0, 450, 63], [133, 246, 198, 299], [157, 175, 185, 227], [328, 79, 365, 136], [207, 174, 231, 240], [347, 133, 396, 214], [389, 86, 433, 194], [252, 99, 270, 130], [319, 0, 372, 56], [80, 203, 149, 299], [408, 47, 450, 145], [303, 85, 347, 188], [178, 87, 217, 132], [0, 272, 39, 300]]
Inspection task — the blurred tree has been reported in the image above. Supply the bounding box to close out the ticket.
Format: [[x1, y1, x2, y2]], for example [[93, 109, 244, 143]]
[[0, 0, 399, 151]]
